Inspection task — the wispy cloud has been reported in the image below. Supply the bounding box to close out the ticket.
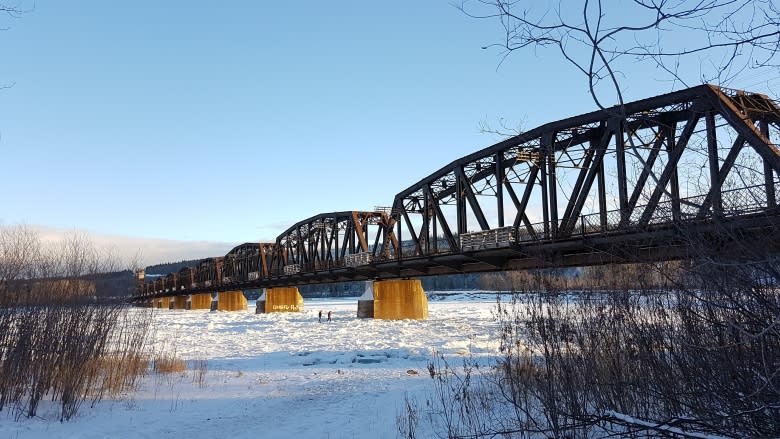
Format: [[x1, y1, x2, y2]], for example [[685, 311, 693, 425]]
[[27, 225, 238, 268]]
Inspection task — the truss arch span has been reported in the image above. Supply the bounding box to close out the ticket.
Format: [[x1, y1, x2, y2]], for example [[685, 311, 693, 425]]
[[391, 84, 780, 260], [269, 210, 398, 275]]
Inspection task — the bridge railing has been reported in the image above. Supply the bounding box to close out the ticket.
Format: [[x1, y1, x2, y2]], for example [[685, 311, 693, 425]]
[[401, 183, 777, 257], [518, 182, 779, 244]]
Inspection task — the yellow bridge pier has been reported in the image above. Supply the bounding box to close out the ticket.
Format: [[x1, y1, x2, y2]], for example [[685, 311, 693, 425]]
[[188, 293, 213, 310], [173, 296, 187, 310], [257, 287, 304, 313], [217, 290, 247, 311], [358, 279, 428, 320], [155, 297, 171, 309]]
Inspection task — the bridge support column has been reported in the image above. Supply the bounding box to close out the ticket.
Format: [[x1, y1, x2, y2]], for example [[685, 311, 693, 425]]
[[188, 293, 212, 310], [217, 291, 247, 311], [370, 279, 428, 320], [173, 296, 187, 310], [159, 297, 171, 309], [258, 287, 303, 313]]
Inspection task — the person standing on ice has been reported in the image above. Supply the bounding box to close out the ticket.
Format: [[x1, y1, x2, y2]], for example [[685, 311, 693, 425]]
[[327, 310, 332, 322], [318, 310, 323, 323]]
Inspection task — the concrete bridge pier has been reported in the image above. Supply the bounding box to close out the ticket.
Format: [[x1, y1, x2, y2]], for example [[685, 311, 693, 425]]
[[187, 293, 212, 310], [156, 297, 171, 309], [217, 290, 247, 311], [256, 287, 304, 313], [357, 279, 428, 320], [173, 296, 187, 310]]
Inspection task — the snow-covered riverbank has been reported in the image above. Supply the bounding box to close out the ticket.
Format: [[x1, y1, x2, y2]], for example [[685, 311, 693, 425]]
[[1, 293, 503, 439]]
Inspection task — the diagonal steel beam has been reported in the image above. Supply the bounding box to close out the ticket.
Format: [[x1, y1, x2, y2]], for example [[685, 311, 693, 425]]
[[559, 123, 614, 235], [639, 111, 703, 226], [455, 165, 490, 231], [622, 124, 669, 225], [424, 184, 458, 251], [696, 135, 746, 218]]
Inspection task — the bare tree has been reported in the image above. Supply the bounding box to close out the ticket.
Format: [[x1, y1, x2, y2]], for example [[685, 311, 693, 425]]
[[459, 0, 780, 107]]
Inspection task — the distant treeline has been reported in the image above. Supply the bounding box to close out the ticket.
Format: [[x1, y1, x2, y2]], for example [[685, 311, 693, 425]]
[[144, 260, 199, 276], [90, 270, 137, 297]]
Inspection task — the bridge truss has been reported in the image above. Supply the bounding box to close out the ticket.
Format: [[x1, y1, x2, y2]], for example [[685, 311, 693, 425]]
[[136, 85, 780, 298], [385, 85, 780, 276]]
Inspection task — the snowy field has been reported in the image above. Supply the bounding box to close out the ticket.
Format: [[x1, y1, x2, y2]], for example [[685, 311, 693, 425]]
[[1, 293, 504, 439]]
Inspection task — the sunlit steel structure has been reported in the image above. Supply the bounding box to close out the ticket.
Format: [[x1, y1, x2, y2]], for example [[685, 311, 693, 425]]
[[136, 85, 780, 300]]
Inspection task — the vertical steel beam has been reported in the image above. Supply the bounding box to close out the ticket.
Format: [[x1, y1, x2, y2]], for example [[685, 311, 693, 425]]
[[423, 190, 430, 255], [597, 140, 608, 230], [544, 132, 558, 238], [496, 152, 505, 227], [761, 120, 777, 208], [456, 171, 466, 235], [320, 224, 327, 269], [666, 122, 681, 222], [429, 187, 438, 254], [615, 119, 629, 223], [396, 210, 403, 260], [706, 112, 722, 215], [540, 151, 550, 238]]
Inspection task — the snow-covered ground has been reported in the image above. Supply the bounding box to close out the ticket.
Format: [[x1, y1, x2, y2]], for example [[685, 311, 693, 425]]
[[1, 292, 504, 439]]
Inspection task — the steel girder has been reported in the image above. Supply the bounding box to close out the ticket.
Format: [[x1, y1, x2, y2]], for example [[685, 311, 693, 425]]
[[178, 266, 196, 290], [391, 84, 780, 261], [268, 211, 398, 276], [222, 242, 275, 285], [194, 257, 223, 289]]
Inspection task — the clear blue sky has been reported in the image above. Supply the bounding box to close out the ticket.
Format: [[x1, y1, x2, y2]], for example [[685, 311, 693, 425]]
[[1, 1, 776, 263]]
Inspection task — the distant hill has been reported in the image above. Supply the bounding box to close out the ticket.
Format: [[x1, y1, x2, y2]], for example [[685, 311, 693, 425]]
[[91, 270, 137, 297], [144, 259, 200, 276]]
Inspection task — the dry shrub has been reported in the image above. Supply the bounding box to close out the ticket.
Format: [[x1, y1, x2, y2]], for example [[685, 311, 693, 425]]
[[86, 353, 149, 397], [405, 254, 780, 438], [192, 359, 208, 388], [153, 355, 186, 374], [0, 225, 153, 421]]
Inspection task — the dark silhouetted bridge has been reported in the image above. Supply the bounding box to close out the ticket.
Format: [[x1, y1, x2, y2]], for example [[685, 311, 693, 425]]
[[136, 84, 780, 300]]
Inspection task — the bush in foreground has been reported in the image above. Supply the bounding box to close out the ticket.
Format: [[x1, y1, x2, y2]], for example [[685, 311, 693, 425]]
[[0, 225, 153, 421], [401, 257, 780, 438]]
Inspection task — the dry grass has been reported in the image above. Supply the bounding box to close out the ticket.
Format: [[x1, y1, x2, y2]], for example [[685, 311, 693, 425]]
[[153, 355, 186, 374], [192, 359, 208, 388], [86, 353, 149, 397]]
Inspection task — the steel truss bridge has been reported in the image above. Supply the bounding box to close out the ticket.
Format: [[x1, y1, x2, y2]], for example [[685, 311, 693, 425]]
[[136, 85, 780, 300]]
